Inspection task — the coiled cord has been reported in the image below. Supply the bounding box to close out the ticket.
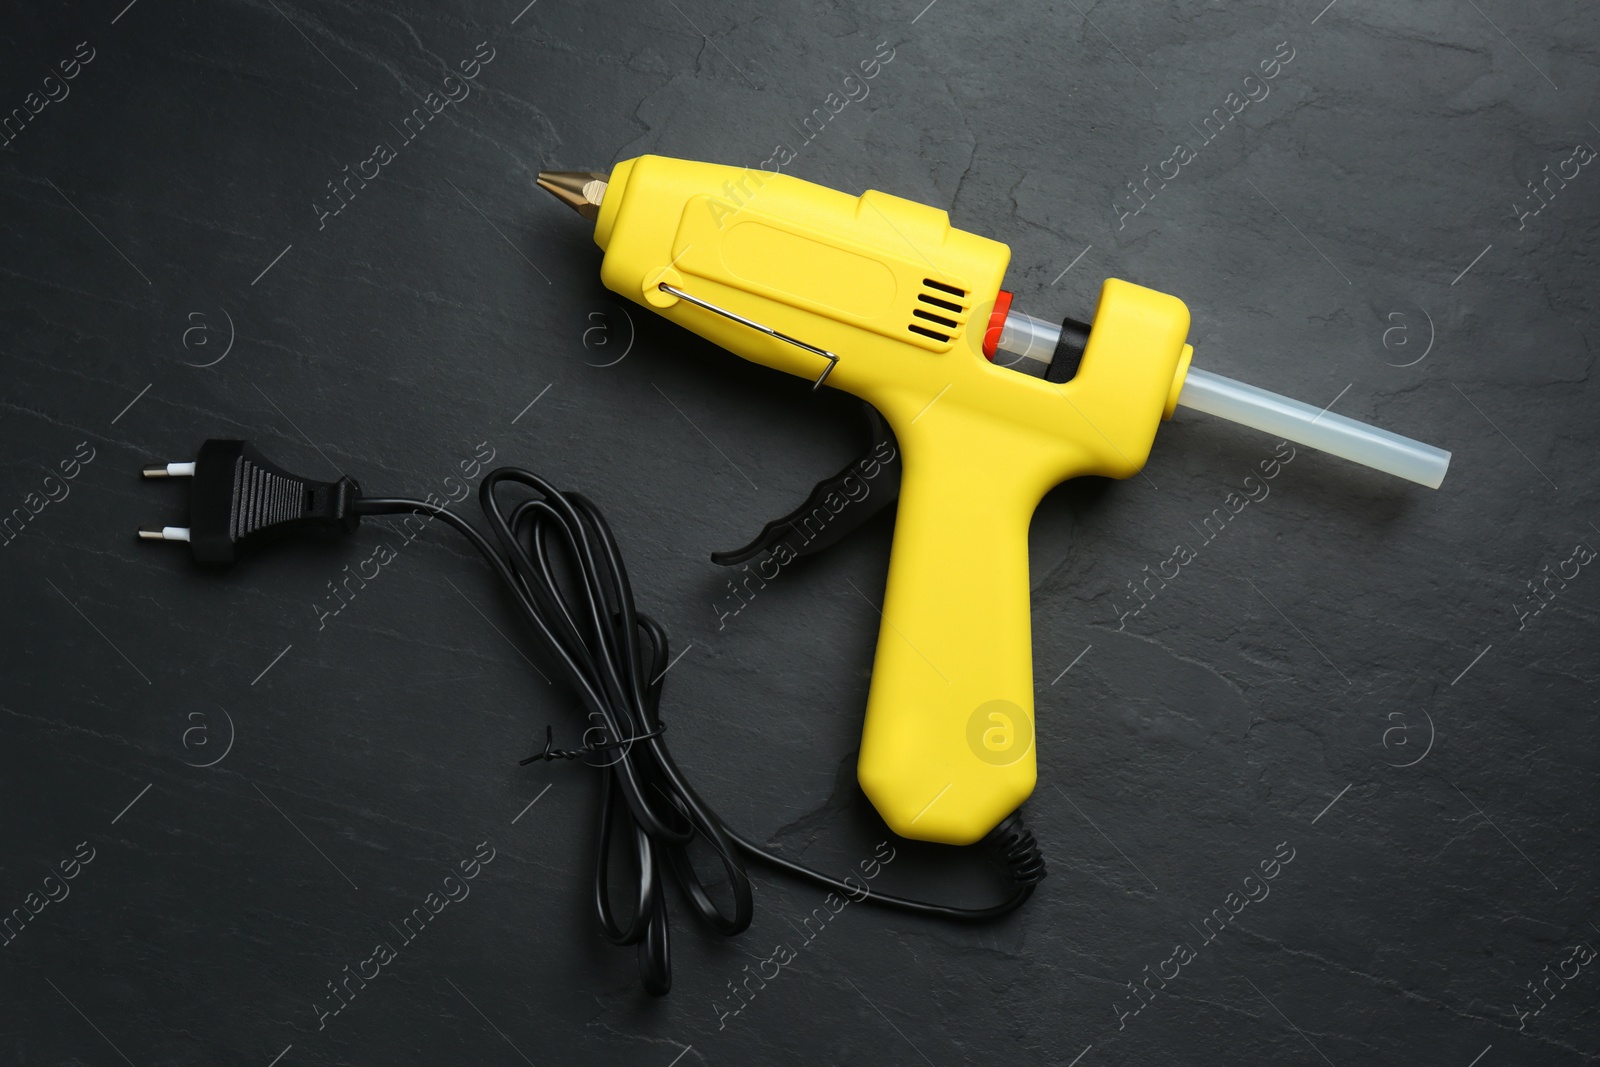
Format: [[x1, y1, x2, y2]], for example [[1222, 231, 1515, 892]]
[[357, 467, 1044, 995]]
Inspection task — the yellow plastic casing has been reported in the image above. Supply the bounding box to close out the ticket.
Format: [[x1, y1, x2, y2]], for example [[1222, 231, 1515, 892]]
[[593, 154, 1192, 844]]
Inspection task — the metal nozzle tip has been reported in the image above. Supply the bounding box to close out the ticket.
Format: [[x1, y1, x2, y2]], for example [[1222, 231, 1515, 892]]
[[537, 170, 609, 221]]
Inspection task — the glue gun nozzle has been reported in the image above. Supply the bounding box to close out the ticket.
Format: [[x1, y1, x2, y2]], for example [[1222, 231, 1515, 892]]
[[536, 170, 609, 220]]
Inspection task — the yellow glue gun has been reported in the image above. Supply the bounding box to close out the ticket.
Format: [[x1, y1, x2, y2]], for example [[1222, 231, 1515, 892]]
[[539, 154, 1450, 846]]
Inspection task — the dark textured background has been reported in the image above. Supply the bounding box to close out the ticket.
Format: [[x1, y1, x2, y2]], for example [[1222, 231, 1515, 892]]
[[2, 0, 1597, 1064]]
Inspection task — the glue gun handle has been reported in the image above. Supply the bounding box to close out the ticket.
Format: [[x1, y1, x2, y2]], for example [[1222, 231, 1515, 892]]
[[855, 430, 1055, 846]]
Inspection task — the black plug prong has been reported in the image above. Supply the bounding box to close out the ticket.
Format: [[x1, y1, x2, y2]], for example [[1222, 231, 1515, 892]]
[[142, 461, 196, 478], [138, 524, 192, 542]]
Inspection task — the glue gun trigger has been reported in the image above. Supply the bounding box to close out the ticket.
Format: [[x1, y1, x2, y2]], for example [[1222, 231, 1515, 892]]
[[710, 406, 901, 568]]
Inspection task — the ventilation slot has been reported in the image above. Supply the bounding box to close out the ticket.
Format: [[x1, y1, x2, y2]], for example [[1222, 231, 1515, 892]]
[[906, 278, 969, 345]]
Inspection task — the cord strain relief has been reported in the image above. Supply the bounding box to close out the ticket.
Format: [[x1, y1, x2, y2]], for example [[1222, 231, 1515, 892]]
[[328, 476, 363, 533], [990, 811, 1047, 886]]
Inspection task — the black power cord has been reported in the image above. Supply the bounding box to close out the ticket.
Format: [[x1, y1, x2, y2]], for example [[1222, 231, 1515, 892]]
[[140, 440, 1046, 995]]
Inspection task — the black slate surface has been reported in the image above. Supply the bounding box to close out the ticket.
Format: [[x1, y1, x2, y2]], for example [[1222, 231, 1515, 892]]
[[3, 1, 1597, 1065]]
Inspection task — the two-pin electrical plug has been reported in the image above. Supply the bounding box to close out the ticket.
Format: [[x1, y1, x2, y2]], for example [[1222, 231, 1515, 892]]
[[138, 439, 362, 565]]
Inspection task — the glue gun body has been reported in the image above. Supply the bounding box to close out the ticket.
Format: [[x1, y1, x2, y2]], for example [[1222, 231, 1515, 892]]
[[575, 155, 1193, 844]]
